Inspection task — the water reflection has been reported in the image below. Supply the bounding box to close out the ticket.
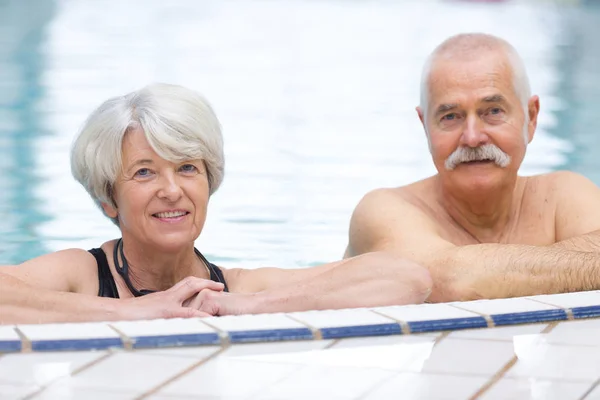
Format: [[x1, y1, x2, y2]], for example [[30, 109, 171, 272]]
[[550, 2, 600, 183], [0, 0, 592, 267], [0, 0, 55, 263]]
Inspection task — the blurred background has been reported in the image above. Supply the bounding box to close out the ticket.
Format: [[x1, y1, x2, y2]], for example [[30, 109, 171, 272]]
[[0, 0, 597, 268]]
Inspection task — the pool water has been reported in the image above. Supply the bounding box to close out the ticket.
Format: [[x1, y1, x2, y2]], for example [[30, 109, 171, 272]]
[[0, 0, 598, 268]]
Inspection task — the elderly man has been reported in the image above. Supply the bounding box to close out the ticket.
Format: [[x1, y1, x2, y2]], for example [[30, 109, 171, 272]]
[[345, 33, 600, 302]]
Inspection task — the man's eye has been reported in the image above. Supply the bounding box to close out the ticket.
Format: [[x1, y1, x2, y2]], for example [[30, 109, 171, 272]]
[[442, 113, 457, 121], [490, 108, 502, 114]]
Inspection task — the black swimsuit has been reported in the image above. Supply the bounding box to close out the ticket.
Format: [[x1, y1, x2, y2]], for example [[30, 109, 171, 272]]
[[88, 248, 229, 298]]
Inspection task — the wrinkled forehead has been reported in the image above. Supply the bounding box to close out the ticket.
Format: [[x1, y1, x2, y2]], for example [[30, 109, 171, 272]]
[[426, 53, 519, 109]]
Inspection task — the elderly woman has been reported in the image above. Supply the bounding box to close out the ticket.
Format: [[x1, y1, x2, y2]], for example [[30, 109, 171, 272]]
[[0, 83, 432, 324]]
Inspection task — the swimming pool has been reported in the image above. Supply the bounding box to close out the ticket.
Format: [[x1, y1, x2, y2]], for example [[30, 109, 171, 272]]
[[1, 0, 598, 268]]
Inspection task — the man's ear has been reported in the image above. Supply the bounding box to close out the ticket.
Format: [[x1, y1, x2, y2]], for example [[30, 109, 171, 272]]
[[101, 202, 118, 219], [416, 106, 425, 127], [527, 95, 540, 144]]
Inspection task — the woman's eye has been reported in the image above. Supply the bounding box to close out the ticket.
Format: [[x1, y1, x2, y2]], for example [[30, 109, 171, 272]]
[[135, 168, 151, 177], [180, 164, 198, 173]]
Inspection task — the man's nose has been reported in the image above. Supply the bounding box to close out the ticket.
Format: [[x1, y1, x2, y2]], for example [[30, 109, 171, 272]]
[[460, 114, 489, 148]]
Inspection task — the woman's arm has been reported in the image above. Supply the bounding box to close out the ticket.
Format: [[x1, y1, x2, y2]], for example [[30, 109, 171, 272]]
[[0, 249, 224, 324]]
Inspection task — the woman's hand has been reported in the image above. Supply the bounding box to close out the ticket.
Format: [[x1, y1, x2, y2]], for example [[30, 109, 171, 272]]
[[119, 277, 225, 320], [185, 289, 258, 316]]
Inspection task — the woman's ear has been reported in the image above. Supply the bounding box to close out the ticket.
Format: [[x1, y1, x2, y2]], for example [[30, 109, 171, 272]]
[[101, 202, 118, 218]]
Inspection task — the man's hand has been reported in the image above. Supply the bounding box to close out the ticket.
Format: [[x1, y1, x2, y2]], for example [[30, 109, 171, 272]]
[[185, 289, 257, 316], [119, 277, 225, 320]]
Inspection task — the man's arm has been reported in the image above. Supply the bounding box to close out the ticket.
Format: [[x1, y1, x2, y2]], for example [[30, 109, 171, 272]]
[[191, 251, 433, 315], [346, 188, 600, 302], [552, 171, 600, 252]]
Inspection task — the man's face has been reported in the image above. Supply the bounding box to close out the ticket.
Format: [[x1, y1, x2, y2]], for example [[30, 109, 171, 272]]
[[418, 52, 538, 191]]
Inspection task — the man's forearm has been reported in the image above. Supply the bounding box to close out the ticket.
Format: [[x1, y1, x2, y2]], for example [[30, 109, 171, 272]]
[[0, 273, 121, 324], [552, 230, 600, 252], [248, 253, 432, 313], [427, 244, 599, 302]]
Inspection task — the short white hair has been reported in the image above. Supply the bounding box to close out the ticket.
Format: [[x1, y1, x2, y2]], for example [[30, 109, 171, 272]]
[[419, 33, 531, 129], [71, 83, 225, 225]]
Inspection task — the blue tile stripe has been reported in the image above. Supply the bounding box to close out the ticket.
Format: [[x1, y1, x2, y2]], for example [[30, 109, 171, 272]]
[[131, 333, 220, 349], [491, 309, 568, 326], [31, 338, 123, 352], [570, 305, 600, 319], [408, 317, 488, 333], [320, 323, 402, 339], [11, 297, 600, 353], [0, 340, 22, 353], [228, 328, 313, 343]]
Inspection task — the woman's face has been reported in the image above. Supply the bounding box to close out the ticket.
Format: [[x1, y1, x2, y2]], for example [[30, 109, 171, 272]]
[[102, 128, 210, 251]]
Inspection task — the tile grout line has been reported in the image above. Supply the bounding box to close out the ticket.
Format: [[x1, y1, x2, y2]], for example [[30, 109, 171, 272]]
[[13, 326, 31, 353], [578, 377, 600, 400], [284, 314, 322, 340], [447, 303, 496, 328], [108, 323, 134, 350], [196, 318, 231, 347], [24, 351, 115, 400], [527, 299, 574, 319], [135, 346, 229, 400], [369, 309, 410, 334], [469, 321, 560, 400]]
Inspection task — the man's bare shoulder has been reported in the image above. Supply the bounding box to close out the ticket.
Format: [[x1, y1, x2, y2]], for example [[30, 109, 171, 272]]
[[528, 170, 596, 189], [528, 170, 600, 240], [353, 177, 436, 220]]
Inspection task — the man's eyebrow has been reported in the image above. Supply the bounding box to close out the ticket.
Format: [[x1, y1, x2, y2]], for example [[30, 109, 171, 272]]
[[435, 103, 459, 116], [482, 94, 507, 103]]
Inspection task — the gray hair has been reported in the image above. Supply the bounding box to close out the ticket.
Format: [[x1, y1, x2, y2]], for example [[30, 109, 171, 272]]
[[71, 83, 225, 225], [419, 33, 531, 142]]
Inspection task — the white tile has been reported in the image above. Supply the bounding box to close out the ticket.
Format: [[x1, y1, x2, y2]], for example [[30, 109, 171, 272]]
[[254, 364, 396, 400], [543, 319, 600, 346], [507, 336, 600, 381], [451, 298, 559, 315], [479, 377, 592, 400], [362, 372, 488, 400], [139, 346, 221, 359], [422, 338, 515, 376], [238, 338, 436, 371], [35, 381, 139, 400], [55, 352, 201, 393], [288, 308, 396, 328], [585, 383, 600, 400], [448, 323, 548, 341], [373, 303, 481, 321], [528, 291, 600, 308], [157, 357, 301, 397], [224, 339, 333, 357], [332, 334, 438, 349], [202, 313, 307, 332], [0, 326, 20, 341], [112, 318, 218, 336], [0, 382, 38, 398], [0, 351, 107, 386], [17, 322, 120, 341]]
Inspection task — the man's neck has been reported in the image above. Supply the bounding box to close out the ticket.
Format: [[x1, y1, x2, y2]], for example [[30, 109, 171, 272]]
[[117, 237, 205, 292], [435, 175, 524, 243]]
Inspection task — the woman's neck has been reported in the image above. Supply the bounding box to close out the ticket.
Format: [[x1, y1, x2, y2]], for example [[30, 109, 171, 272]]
[[116, 237, 208, 292]]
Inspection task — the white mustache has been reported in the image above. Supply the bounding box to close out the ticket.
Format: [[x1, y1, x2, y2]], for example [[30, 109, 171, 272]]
[[444, 144, 511, 170]]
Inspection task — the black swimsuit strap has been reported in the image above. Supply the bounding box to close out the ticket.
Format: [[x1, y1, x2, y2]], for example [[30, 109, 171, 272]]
[[114, 239, 155, 297], [113, 239, 228, 296]]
